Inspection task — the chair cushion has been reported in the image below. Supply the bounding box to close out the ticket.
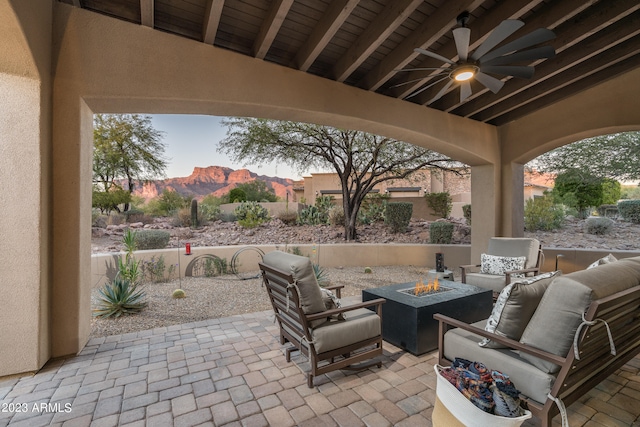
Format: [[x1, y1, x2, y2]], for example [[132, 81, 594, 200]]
[[311, 308, 381, 354], [463, 272, 508, 293], [479, 271, 561, 349], [262, 251, 326, 315], [443, 321, 556, 405], [480, 254, 526, 276], [520, 261, 640, 373], [487, 238, 540, 269]]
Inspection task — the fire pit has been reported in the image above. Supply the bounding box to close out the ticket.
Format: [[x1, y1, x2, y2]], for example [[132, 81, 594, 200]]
[[362, 280, 492, 355]]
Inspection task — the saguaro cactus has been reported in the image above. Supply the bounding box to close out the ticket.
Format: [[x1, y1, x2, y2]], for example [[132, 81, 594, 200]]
[[191, 198, 199, 228]]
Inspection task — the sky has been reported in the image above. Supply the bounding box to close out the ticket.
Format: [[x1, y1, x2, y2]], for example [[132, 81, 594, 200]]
[[150, 114, 304, 179]]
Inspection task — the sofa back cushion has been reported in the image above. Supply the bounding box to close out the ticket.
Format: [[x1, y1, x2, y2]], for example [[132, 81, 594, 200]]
[[480, 271, 560, 349], [487, 237, 540, 269], [520, 260, 640, 373], [262, 251, 326, 315]]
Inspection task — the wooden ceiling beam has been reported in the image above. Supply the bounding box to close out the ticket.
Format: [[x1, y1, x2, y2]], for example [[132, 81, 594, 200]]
[[202, 0, 225, 44], [491, 51, 640, 126], [387, 0, 545, 100], [410, 0, 595, 107], [294, 0, 360, 72], [331, 0, 423, 82], [357, 0, 487, 92], [253, 0, 294, 59], [140, 0, 153, 27], [450, 5, 640, 118]]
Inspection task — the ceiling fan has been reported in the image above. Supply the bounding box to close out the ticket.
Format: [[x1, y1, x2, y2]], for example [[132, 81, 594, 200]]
[[395, 12, 556, 104]]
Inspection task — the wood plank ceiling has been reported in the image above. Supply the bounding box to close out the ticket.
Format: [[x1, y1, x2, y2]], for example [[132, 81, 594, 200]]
[[61, 0, 640, 126]]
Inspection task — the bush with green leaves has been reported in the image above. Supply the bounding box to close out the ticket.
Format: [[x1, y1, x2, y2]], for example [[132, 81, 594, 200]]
[[204, 256, 228, 277], [524, 193, 565, 231], [601, 178, 621, 205], [93, 278, 147, 318], [142, 255, 176, 283], [385, 202, 413, 233], [156, 189, 187, 216], [92, 187, 131, 214], [429, 221, 454, 244], [585, 217, 614, 235], [228, 188, 247, 203], [596, 204, 618, 218], [462, 204, 471, 225], [134, 230, 170, 250], [277, 210, 298, 225], [618, 200, 640, 223], [553, 169, 603, 218], [424, 192, 452, 218]]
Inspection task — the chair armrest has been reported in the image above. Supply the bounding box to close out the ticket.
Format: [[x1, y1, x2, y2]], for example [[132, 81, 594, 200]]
[[324, 285, 344, 298], [434, 313, 566, 365], [305, 298, 386, 321], [503, 267, 540, 284], [459, 264, 481, 283]]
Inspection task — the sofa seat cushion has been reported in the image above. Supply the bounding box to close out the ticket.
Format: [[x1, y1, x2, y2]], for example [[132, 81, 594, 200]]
[[463, 272, 508, 293], [443, 321, 556, 405], [311, 308, 380, 354], [520, 260, 640, 373], [480, 271, 561, 349], [262, 251, 326, 315]]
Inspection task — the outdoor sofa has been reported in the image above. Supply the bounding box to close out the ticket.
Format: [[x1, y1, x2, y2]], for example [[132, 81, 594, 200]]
[[436, 255, 640, 427]]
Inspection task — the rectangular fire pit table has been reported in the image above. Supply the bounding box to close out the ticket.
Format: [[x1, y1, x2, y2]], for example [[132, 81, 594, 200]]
[[362, 281, 492, 355]]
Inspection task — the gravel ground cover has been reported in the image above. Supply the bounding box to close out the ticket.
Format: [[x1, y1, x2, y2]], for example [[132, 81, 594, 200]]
[[90, 265, 434, 338]]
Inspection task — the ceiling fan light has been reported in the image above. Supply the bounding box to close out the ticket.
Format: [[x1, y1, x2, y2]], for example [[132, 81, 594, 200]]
[[452, 65, 477, 82]]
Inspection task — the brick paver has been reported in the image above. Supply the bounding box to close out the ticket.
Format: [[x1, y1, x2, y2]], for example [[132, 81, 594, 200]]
[[0, 309, 638, 426]]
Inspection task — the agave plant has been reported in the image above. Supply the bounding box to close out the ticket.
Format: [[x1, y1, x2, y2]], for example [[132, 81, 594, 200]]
[[313, 263, 330, 287], [93, 278, 147, 318]]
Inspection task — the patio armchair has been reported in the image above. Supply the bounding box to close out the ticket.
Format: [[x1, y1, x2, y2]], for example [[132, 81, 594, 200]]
[[259, 251, 385, 387], [461, 237, 543, 296]]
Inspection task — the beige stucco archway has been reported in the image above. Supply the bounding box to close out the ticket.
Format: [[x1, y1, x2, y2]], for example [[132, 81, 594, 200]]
[[2, 0, 640, 377]]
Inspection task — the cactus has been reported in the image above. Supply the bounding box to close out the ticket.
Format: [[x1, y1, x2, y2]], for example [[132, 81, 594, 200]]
[[191, 198, 199, 228], [364, 267, 373, 274], [172, 289, 186, 299]]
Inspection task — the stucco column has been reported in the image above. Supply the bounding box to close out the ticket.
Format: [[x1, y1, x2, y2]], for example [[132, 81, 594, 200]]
[[501, 162, 525, 237], [469, 164, 501, 263]]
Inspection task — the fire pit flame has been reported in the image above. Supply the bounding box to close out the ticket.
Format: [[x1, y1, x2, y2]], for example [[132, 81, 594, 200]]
[[415, 277, 439, 295]]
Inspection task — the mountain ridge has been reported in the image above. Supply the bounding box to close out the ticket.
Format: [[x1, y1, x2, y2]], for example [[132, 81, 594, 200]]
[[134, 166, 295, 200]]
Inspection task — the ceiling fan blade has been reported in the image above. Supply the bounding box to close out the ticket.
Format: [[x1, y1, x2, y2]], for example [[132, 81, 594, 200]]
[[478, 28, 556, 63], [453, 27, 471, 61], [474, 72, 504, 93], [470, 20, 524, 61], [427, 79, 455, 104], [480, 65, 535, 79], [393, 67, 450, 72], [459, 81, 472, 103], [390, 74, 449, 88], [481, 45, 555, 66], [406, 76, 450, 99], [414, 48, 456, 65]]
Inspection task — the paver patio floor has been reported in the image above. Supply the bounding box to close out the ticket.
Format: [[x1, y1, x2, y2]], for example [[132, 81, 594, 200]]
[[1, 307, 639, 427]]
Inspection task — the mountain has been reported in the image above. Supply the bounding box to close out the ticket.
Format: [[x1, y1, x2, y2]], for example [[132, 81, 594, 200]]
[[134, 166, 295, 201]]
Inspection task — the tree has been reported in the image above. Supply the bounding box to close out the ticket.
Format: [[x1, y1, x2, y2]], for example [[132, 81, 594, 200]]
[[235, 180, 278, 202], [528, 131, 640, 181], [219, 118, 463, 240], [552, 169, 603, 217], [93, 114, 168, 211], [601, 178, 621, 205]]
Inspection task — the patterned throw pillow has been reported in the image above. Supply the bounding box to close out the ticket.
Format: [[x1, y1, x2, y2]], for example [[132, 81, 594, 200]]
[[480, 254, 526, 276], [479, 271, 561, 348], [587, 253, 617, 269]]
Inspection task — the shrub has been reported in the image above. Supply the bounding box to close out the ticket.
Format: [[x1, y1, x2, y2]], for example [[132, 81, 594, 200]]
[[203, 256, 228, 277], [385, 202, 413, 233], [142, 255, 176, 283], [618, 200, 640, 223], [524, 194, 565, 231], [134, 230, 170, 250], [218, 212, 237, 222], [424, 192, 452, 218], [228, 188, 247, 203], [93, 278, 147, 318], [277, 210, 298, 225], [328, 205, 345, 226], [156, 189, 187, 216], [585, 217, 614, 235], [124, 208, 145, 223], [200, 195, 222, 222], [235, 201, 270, 228], [172, 207, 193, 227], [429, 221, 454, 244], [462, 204, 471, 225]]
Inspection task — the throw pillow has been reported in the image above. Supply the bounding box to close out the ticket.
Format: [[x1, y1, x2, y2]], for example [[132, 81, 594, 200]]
[[480, 254, 527, 276], [479, 271, 561, 348], [587, 253, 617, 269]]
